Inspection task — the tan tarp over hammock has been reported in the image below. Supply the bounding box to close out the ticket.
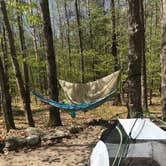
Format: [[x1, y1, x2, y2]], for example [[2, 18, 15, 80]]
[[59, 70, 120, 104]]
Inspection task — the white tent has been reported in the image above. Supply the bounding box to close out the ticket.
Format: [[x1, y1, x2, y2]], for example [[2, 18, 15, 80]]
[[90, 119, 166, 166], [119, 118, 166, 140]]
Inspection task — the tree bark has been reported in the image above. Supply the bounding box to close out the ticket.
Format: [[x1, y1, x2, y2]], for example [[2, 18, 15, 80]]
[[140, 0, 148, 112], [56, 1, 67, 79], [87, 0, 96, 81], [32, 27, 42, 91], [64, 0, 72, 77], [149, 78, 153, 105], [161, 0, 166, 120], [0, 87, 2, 116], [29, 0, 44, 92], [1, 26, 15, 130], [127, 0, 143, 118], [17, 0, 33, 125], [0, 0, 35, 127], [0, 54, 15, 131], [56, 1, 64, 49], [40, 0, 62, 126], [111, 0, 121, 105], [75, 0, 85, 83], [111, 0, 119, 72]]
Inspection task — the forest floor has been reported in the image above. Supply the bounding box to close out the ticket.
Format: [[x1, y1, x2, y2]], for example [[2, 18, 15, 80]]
[[0, 96, 163, 166]]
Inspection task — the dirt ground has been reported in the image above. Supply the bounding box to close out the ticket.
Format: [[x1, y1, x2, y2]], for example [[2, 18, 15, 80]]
[[0, 100, 124, 166], [0, 125, 103, 166], [0, 97, 162, 166]]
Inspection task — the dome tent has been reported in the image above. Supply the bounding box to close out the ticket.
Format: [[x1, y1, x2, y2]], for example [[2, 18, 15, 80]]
[[90, 118, 166, 166]]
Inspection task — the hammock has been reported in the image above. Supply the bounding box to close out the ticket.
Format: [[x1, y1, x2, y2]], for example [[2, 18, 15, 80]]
[[32, 89, 117, 118], [59, 70, 120, 104], [32, 70, 120, 118]]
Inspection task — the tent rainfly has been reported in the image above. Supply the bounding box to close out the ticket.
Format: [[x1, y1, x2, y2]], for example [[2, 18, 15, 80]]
[[90, 118, 166, 166]]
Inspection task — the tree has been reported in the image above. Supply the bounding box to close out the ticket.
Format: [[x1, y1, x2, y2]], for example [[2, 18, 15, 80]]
[[127, 0, 143, 118], [111, 0, 119, 72], [0, 0, 35, 127], [161, 0, 166, 120], [86, 0, 96, 80], [141, 0, 148, 112], [145, 1, 161, 106], [40, 0, 62, 126], [75, 0, 85, 83], [16, 0, 32, 124], [56, 1, 64, 49], [0, 55, 15, 131], [28, 0, 44, 93], [64, 0, 72, 77], [111, 0, 121, 105], [0, 25, 15, 130]]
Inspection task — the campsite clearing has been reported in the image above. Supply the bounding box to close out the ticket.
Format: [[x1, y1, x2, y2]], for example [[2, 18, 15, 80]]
[[0, 97, 163, 166]]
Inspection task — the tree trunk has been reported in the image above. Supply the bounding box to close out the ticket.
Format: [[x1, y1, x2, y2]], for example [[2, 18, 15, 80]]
[[161, 0, 166, 120], [111, 0, 119, 72], [64, 0, 72, 77], [141, 0, 148, 112], [0, 0, 35, 127], [29, 0, 43, 92], [17, 0, 33, 125], [1, 26, 15, 130], [56, 1, 67, 79], [148, 7, 153, 106], [127, 0, 143, 118], [75, 0, 85, 83], [56, 1, 64, 49], [0, 55, 15, 131], [87, 0, 96, 81], [111, 0, 121, 105], [0, 87, 2, 116], [40, 0, 62, 126], [32, 27, 42, 91], [96, 0, 105, 8], [149, 78, 153, 105]]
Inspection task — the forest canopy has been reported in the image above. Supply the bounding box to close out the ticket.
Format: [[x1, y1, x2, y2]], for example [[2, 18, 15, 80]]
[[0, 0, 165, 130]]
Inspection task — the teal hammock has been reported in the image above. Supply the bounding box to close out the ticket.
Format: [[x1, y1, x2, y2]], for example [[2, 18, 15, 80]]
[[32, 89, 117, 118]]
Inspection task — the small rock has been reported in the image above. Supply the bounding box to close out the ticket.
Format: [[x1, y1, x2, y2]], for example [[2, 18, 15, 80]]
[[17, 138, 26, 147], [4, 137, 27, 151], [69, 125, 84, 134], [0, 141, 5, 153], [5, 137, 26, 151], [26, 135, 41, 147], [5, 136, 19, 151], [88, 119, 109, 127], [25, 127, 45, 137], [43, 130, 70, 142], [55, 130, 66, 137]]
